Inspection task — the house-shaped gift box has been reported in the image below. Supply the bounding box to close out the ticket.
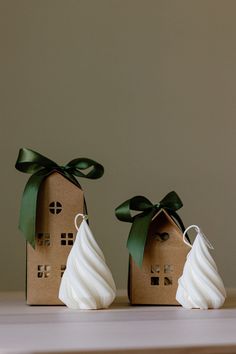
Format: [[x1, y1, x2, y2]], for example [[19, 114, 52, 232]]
[[27, 171, 84, 305], [129, 209, 190, 305], [116, 192, 190, 305], [16, 148, 104, 305]]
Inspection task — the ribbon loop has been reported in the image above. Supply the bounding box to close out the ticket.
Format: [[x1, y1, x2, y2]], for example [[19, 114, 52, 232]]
[[115, 191, 187, 268], [66, 158, 104, 179], [16, 148, 104, 247], [15, 148, 56, 174], [115, 195, 153, 223], [159, 190, 183, 211]]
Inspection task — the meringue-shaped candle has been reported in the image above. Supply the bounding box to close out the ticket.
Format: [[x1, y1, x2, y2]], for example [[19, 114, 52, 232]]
[[59, 214, 116, 309], [176, 225, 226, 309]]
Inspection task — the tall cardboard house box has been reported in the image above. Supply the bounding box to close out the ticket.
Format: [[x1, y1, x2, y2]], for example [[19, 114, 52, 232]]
[[129, 209, 190, 305], [27, 171, 84, 305], [16, 148, 104, 305]]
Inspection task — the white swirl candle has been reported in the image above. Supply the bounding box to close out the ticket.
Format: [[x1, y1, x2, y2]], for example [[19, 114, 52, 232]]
[[176, 225, 226, 309], [59, 214, 116, 309]]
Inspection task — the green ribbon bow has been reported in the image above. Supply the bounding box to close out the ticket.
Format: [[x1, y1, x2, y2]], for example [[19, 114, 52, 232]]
[[15, 148, 104, 248], [115, 191, 188, 268]]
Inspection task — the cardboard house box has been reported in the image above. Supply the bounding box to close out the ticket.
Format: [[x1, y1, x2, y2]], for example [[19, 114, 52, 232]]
[[129, 209, 190, 305], [16, 148, 104, 305], [27, 171, 84, 305]]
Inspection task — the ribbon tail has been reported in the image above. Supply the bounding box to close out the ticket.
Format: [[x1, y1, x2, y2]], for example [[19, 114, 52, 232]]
[[19, 173, 47, 248], [127, 209, 156, 268]]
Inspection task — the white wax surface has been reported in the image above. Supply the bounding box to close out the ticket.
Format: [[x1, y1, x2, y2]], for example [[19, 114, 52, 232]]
[[176, 228, 226, 309], [59, 220, 116, 309]]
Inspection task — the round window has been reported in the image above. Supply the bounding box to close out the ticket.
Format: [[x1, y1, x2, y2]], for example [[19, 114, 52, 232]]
[[49, 201, 62, 214]]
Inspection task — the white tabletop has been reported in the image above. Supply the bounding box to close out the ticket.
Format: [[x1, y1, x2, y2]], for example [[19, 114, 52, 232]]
[[0, 291, 236, 354]]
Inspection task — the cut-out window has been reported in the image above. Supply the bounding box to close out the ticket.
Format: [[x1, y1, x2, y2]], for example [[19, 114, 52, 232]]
[[153, 232, 169, 242], [49, 201, 62, 214], [151, 265, 160, 273], [37, 233, 50, 246], [61, 265, 66, 277], [151, 277, 159, 286], [164, 277, 173, 286], [61, 233, 74, 246], [164, 264, 173, 273], [37, 265, 51, 278]]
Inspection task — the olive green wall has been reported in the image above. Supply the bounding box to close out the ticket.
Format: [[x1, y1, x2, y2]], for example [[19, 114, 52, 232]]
[[0, 0, 236, 291]]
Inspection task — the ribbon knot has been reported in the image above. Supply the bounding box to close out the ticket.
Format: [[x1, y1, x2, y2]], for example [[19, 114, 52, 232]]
[[154, 203, 161, 210], [115, 191, 188, 268], [16, 148, 104, 248]]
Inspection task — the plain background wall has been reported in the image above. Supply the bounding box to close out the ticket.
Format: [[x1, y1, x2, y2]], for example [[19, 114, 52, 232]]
[[0, 0, 236, 291]]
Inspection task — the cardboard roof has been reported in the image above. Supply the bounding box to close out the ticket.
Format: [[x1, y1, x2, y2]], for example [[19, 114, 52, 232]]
[[42, 170, 82, 189]]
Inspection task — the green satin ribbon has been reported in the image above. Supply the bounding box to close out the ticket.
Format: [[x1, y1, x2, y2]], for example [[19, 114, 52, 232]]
[[15, 148, 104, 248], [115, 191, 188, 268]]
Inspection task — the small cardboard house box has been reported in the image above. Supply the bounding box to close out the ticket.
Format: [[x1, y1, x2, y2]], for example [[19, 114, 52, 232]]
[[129, 209, 190, 305], [27, 171, 84, 305]]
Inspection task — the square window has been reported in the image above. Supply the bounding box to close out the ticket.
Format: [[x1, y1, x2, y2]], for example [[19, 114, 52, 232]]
[[61, 265, 66, 277], [151, 277, 159, 286], [37, 265, 51, 278], [61, 233, 74, 246], [151, 265, 160, 273], [37, 233, 50, 246], [37, 233, 43, 246], [164, 277, 173, 286], [164, 265, 173, 273]]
